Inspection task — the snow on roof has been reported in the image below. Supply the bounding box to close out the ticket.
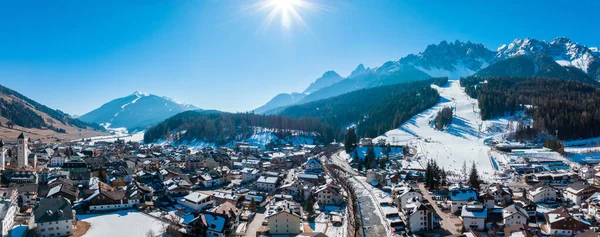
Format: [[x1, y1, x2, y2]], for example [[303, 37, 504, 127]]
[[296, 173, 319, 180], [212, 191, 238, 200], [256, 176, 278, 184], [461, 203, 487, 219], [502, 204, 528, 219], [183, 192, 211, 204], [47, 184, 62, 198]]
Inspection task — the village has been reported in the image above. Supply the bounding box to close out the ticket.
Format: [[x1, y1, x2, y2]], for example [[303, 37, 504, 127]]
[[0, 132, 350, 237], [0, 129, 596, 237]]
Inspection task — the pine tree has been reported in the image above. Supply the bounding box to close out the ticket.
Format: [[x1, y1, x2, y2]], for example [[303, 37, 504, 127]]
[[440, 168, 447, 187], [305, 194, 314, 213], [365, 145, 376, 169], [469, 161, 481, 190], [344, 128, 358, 153], [461, 160, 468, 183], [425, 160, 432, 188]]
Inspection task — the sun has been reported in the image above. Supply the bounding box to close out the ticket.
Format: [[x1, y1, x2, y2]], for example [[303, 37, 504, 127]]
[[247, 0, 324, 33]]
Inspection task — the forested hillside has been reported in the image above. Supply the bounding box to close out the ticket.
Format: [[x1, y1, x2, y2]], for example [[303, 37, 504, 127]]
[[280, 79, 440, 139], [143, 111, 332, 145], [474, 55, 598, 86], [0, 84, 104, 132], [461, 76, 600, 140]]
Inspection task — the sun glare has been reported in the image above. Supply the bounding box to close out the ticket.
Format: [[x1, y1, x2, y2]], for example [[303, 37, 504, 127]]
[[247, 0, 325, 34]]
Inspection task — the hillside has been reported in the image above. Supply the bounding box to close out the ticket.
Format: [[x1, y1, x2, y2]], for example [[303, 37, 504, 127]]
[[461, 76, 600, 140], [79, 91, 199, 131], [143, 111, 332, 146], [280, 79, 441, 139], [475, 55, 597, 85], [253, 92, 306, 115], [0, 84, 106, 141]]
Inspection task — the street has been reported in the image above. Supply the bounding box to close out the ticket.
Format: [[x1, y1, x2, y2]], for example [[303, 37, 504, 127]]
[[325, 151, 390, 237], [245, 211, 266, 237], [418, 184, 460, 235]]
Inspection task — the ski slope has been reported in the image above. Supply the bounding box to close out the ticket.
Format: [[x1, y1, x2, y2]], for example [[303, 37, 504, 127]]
[[374, 80, 501, 181]]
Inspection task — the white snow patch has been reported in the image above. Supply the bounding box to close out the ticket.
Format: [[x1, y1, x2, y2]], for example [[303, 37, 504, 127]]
[[79, 210, 165, 237]]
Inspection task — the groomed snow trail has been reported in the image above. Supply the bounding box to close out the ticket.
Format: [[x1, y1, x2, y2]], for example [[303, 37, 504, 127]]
[[375, 80, 497, 181]]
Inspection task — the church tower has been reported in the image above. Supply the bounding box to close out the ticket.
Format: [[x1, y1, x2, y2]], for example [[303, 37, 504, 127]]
[[0, 140, 5, 170], [17, 133, 28, 167]]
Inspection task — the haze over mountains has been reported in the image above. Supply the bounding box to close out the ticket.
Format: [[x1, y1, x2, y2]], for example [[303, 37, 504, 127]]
[[254, 37, 600, 115]]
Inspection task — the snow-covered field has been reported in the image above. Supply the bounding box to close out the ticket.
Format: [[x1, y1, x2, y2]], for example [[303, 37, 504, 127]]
[[374, 81, 504, 181], [72, 131, 145, 145], [78, 210, 165, 237]]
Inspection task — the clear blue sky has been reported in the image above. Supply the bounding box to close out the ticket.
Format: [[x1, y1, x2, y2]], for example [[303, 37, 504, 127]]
[[0, 0, 598, 115]]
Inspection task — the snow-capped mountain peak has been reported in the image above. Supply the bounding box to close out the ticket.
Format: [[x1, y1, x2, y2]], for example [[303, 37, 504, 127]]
[[349, 64, 369, 77], [133, 91, 150, 97], [398, 40, 495, 78], [302, 70, 344, 94], [79, 92, 200, 130], [495, 37, 600, 76]]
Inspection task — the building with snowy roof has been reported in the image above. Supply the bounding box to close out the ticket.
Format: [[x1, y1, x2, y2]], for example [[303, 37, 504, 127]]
[[460, 201, 487, 231], [179, 191, 214, 211], [34, 198, 74, 237]]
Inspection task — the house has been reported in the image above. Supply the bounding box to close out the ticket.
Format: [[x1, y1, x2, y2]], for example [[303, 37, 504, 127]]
[[460, 201, 487, 231], [34, 198, 74, 237], [240, 168, 260, 183], [204, 202, 241, 236], [502, 204, 529, 226], [197, 173, 223, 188], [526, 183, 557, 203], [564, 182, 600, 205], [178, 191, 215, 211], [360, 138, 373, 146], [392, 185, 423, 208], [256, 176, 279, 192], [480, 193, 495, 209], [50, 155, 68, 167], [280, 180, 312, 201], [163, 176, 192, 197], [191, 213, 228, 237], [586, 193, 600, 221], [485, 183, 512, 206], [16, 183, 38, 205], [46, 182, 79, 203], [314, 184, 344, 206], [265, 200, 302, 235], [579, 166, 594, 180], [296, 173, 320, 185], [504, 224, 534, 237], [449, 185, 478, 213], [304, 159, 322, 174], [0, 196, 18, 236], [212, 191, 239, 206], [86, 189, 141, 211], [400, 199, 434, 233], [544, 207, 591, 236], [513, 197, 537, 217]]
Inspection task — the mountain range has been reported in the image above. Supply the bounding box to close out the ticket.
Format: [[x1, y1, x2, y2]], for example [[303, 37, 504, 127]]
[[78, 91, 199, 131], [254, 37, 600, 115]]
